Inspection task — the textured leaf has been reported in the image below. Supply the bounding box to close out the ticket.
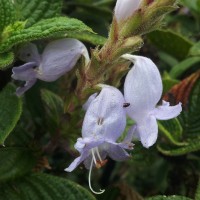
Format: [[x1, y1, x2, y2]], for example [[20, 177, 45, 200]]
[[0, 173, 96, 200], [178, 75, 200, 136], [0, 17, 94, 53], [0, 51, 14, 69], [66, 32, 106, 46], [14, 0, 63, 27], [146, 195, 192, 200], [159, 72, 200, 156], [157, 139, 200, 156], [0, 84, 22, 144], [0, 147, 36, 183], [0, 0, 15, 32], [170, 57, 200, 79], [148, 30, 193, 60], [158, 119, 186, 146]]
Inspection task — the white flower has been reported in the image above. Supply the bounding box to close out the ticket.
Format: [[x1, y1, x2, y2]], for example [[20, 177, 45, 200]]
[[65, 85, 134, 194], [114, 0, 142, 22], [123, 54, 182, 148], [12, 38, 89, 96]]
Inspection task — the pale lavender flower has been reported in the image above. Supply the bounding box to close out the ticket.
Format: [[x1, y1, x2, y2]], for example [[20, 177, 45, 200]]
[[12, 38, 89, 96], [65, 85, 134, 194], [114, 0, 142, 22], [123, 54, 182, 148]]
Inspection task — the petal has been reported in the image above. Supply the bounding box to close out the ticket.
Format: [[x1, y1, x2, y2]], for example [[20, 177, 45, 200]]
[[18, 43, 40, 64], [114, 0, 141, 22], [127, 125, 140, 140], [38, 38, 89, 81], [107, 142, 131, 161], [152, 100, 182, 120], [64, 151, 89, 172], [74, 137, 104, 153], [12, 62, 37, 81], [82, 93, 98, 111], [123, 124, 136, 144], [136, 115, 158, 148], [82, 85, 126, 142], [65, 137, 104, 172], [123, 54, 162, 120], [15, 79, 37, 96]]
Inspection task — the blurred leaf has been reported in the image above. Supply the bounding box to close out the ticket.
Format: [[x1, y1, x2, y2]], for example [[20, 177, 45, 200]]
[[41, 89, 64, 127], [162, 72, 180, 93], [148, 30, 193, 60], [0, 0, 15, 33], [0, 84, 22, 144], [158, 52, 179, 68], [0, 147, 36, 183], [189, 42, 200, 56], [0, 17, 93, 53], [14, 0, 62, 27], [0, 173, 96, 200], [65, 2, 112, 19], [98, 183, 143, 200], [0, 51, 14, 69], [180, 0, 200, 14], [158, 119, 186, 146], [195, 179, 200, 200], [170, 57, 200, 79], [146, 195, 192, 200]]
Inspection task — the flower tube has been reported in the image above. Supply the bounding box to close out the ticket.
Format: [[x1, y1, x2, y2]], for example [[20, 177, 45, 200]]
[[123, 54, 182, 148]]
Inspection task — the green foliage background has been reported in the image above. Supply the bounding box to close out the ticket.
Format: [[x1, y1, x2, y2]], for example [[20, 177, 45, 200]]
[[0, 0, 200, 200]]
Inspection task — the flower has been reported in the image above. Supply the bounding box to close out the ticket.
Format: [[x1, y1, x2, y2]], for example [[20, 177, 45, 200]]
[[65, 85, 134, 194], [123, 54, 182, 148], [114, 0, 142, 22], [12, 38, 89, 96]]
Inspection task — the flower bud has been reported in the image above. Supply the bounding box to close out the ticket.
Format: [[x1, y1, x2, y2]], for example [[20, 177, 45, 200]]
[[114, 0, 142, 22]]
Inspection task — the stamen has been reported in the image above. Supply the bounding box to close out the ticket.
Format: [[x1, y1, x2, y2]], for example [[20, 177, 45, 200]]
[[91, 149, 97, 164], [88, 158, 105, 195], [95, 147, 102, 162]]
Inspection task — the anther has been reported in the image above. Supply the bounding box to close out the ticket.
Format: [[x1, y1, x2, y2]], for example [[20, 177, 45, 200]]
[[97, 118, 104, 125], [123, 103, 130, 108]]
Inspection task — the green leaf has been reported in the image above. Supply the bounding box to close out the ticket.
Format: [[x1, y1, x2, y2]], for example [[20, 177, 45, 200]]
[[0, 84, 22, 144], [0, 0, 15, 33], [158, 77, 200, 156], [170, 57, 200, 79], [14, 0, 63, 27], [157, 139, 200, 156], [162, 72, 180, 93], [0, 147, 36, 183], [41, 89, 64, 127], [66, 32, 106, 46], [158, 119, 187, 146], [189, 42, 200, 56], [146, 195, 192, 200], [0, 173, 96, 200], [195, 179, 200, 200], [0, 51, 14, 69], [148, 30, 193, 60], [180, 78, 200, 137], [0, 17, 94, 53]]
